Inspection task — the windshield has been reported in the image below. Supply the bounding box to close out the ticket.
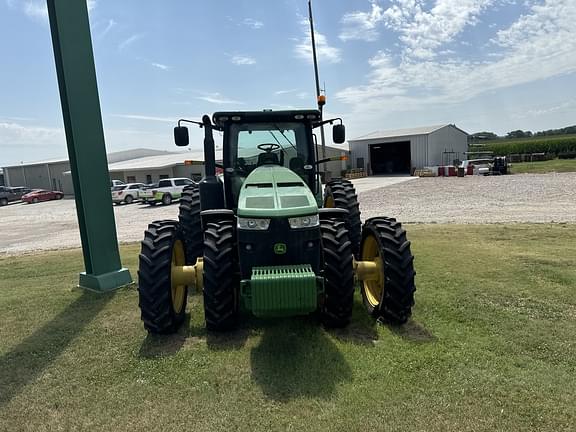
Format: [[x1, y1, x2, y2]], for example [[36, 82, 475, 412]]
[[229, 122, 310, 177]]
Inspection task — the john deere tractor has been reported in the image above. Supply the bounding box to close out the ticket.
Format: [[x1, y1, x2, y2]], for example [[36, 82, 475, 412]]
[[138, 110, 416, 333]]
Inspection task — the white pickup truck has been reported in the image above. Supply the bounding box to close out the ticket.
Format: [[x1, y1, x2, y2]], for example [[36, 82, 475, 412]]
[[140, 178, 196, 205]]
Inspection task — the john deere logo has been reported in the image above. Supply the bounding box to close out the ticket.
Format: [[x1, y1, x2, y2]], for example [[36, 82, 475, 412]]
[[274, 243, 287, 255]]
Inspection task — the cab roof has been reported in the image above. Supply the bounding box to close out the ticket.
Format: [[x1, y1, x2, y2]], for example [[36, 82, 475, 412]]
[[213, 110, 321, 126]]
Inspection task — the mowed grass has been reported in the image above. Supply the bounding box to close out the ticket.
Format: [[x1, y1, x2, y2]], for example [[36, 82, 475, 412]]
[[512, 158, 576, 174], [1, 225, 575, 431]]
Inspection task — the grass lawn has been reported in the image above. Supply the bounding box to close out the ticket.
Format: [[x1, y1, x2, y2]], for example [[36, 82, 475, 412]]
[[512, 158, 576, 174], [1, 224, 575, 431]]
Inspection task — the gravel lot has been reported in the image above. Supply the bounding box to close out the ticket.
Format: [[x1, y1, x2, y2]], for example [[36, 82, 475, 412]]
[[1, 172, 575, 255]]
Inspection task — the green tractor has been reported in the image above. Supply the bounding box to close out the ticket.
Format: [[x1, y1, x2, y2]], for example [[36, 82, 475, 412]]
[[137, 110, 416, 333]]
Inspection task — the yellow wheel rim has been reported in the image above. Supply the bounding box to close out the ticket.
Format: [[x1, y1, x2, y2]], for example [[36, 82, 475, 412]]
[[325, 194, 335, 208], [361, 234, 383, 307], [170, 239, 186, 314]]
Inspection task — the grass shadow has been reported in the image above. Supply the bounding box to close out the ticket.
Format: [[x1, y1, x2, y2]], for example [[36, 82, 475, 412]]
[[250, 317, 352, 401], [327, 298, 380, 346], [138, 314, 191, 359], [0, 291, 114, 407], [205, 325, 251, 351], [327, 319, 379, 346], [388, 319, 437, 343]]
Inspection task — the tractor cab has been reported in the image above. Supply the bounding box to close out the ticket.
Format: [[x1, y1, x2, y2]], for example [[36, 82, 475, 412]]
[[213, 110, 323, 209], [174, 109, 345, 211]]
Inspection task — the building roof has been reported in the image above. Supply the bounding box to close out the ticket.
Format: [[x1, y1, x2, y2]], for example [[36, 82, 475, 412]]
[[350, 124, 466, 141], [106, 150, 223, 172], [2, 148, 173, 169]]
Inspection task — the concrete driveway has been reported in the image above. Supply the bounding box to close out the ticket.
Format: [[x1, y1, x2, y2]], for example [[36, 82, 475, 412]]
[[350, 175, 417, 193]]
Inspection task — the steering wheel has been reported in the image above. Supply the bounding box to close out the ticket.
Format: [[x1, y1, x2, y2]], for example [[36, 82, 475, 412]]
[[257, 143, 281, 153]]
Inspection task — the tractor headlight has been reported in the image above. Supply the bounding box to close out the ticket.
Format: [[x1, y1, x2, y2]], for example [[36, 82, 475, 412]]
[[238, 218, 270, 230], [288, 214, 319, 229]]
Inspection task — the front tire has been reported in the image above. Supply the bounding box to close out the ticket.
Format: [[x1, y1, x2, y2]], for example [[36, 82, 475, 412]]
[[138, 220, 188, 334], [320, 219, 355, 328], [323, 179, 362, 258], [202, 219, 239, 331], [0, 198, 7, 206], [360, 217, 416, 324]]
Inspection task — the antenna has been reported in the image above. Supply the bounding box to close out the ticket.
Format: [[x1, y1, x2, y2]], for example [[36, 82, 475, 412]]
[[308, 0, 327, 173]]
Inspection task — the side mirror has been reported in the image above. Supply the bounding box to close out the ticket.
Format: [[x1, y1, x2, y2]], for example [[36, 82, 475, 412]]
[[174, 126, 189, 147], [333, 124, 346, 144]]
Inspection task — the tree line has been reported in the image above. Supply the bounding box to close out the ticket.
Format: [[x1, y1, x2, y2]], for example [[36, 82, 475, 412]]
[[470, 125, 576, 141]]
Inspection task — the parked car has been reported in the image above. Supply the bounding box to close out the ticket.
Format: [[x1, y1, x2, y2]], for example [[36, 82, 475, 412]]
[[111, 183, 145, 204], [22, 189, 64, 204], [139, 178, 196, 205], [110, 180, 125, 188], [0, 186, 32, 206], [459, 159, 492, 175]]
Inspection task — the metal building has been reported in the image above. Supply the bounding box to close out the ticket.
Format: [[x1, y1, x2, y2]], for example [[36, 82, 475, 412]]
[[348, 124, 468, 175], [2, 148, 174, 195], [3, 144, 349, 195]]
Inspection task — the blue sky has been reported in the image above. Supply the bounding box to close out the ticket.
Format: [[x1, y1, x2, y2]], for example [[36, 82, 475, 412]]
[[1, 0, 575, 165]]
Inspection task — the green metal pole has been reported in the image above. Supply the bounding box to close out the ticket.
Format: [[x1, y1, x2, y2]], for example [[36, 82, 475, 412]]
[[46, 0, 132, 291]]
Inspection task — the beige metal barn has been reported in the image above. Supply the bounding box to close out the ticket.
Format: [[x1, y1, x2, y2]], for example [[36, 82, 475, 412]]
[[348, 124, 468, 175]]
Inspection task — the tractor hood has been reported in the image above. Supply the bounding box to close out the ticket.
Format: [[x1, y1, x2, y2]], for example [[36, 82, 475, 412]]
[[237, 165, 318, 217]]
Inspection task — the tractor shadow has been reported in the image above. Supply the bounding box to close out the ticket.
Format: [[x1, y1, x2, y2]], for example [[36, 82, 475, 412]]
[[0, 291, 114, 408], [389, 319, 437, 343], [326, 299, 379, 346], [204, 324, 251, 352], [249, 317, 352, 401], [138, 314, 192, 359]]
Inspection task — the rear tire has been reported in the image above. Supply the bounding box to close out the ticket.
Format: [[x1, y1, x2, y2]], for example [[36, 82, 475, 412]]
[[125, 194, 134, 204], [202, 219, 239, 331], [178, 184, 203, 264], [323, 179, 362, 258], [138, 220, 188, 334], [360, 217, 416, 324], [320, 218, 355, 328], [0, 198, 7, 206]]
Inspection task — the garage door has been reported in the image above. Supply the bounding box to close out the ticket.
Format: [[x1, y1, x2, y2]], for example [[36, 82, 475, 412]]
[[369, 141, 411, 174]]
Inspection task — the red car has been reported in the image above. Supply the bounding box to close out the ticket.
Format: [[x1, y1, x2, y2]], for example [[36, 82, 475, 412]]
[[22, 189, 64, 204]]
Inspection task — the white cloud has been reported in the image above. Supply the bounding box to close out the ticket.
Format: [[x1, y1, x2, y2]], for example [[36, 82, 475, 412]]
[[151, 62, 170, 70], [336, 0, 576, 118], [112, 114, 176, 123], [97, 19, 117, 39], [230, 55, 256, 66], [242, 18, 264, 29], [274, 89, 298, 95], [118, 34, 144, 51], [384, 0, 495, 59], [512, 99, 576, 119], [22, 1, 47, 21], [339, 1, 384, 42], [0, 121, 65, 159], [195, 93, 243, 105], [294, 18, 342, 64]]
